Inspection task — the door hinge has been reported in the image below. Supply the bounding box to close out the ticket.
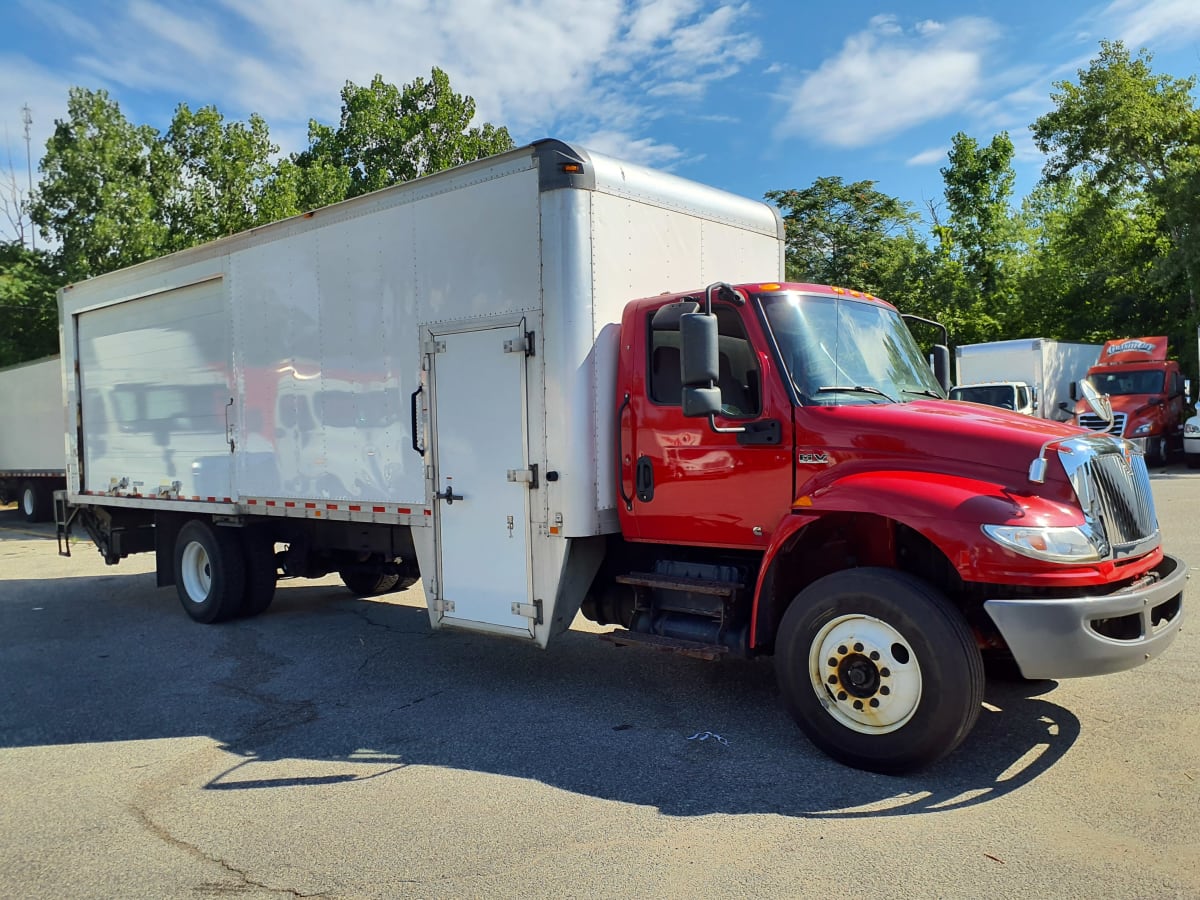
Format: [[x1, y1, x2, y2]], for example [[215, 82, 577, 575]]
[[511, 599, 543, 625], [423, 339, 446, 355], [505, 463, 538, 488], [504, 332, 534, 356]]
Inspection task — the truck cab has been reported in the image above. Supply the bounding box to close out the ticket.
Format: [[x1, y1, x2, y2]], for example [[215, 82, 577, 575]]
[[597, 282, 1184, 772], [1072, 337, 1187, 466]]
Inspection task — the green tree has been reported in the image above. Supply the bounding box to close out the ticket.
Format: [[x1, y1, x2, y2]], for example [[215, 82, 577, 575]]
[[0, 241, 62, 366], [1031, 40, 1200, 372], [163, 104, 292, 246], [940, 132, 1019, 311], [30, 87, 173, 280], [765, 177, 920, 291], [297, 69, 514, 201]]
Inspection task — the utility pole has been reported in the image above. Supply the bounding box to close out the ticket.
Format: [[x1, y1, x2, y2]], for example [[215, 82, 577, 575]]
[[21, 103, 34, 250]]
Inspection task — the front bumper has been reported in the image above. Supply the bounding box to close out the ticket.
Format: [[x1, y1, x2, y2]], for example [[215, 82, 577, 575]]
[[983, 554, 1187, 679]]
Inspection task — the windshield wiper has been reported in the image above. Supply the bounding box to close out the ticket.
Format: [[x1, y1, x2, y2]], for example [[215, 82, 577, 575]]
[[901, 388, 943, 399], [816, 385, 897, 403]]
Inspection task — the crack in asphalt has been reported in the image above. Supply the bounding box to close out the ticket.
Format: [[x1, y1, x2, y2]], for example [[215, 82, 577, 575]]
[[129, 803, 334, 898]]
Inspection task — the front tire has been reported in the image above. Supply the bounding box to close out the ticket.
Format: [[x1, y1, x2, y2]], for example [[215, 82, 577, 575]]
[[775, 568, 984, 774], [1147, 436, 1168, 468], [174, 520, 246, 623]]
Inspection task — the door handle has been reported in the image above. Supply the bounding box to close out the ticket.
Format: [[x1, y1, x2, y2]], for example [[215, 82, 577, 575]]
[[635, 456, 654, 502], [435, 488, 464, 504]]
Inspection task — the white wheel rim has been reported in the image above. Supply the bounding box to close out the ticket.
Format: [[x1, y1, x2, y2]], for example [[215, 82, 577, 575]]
[[808, 614, 923, 734], [180, 541, 212, 603], [22, 488, 34, 517]]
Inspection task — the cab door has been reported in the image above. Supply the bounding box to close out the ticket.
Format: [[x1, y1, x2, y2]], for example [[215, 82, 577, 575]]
[[621, 302, 794, 549]]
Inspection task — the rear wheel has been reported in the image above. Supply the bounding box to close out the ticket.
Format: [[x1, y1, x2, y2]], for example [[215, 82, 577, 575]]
[[775, 567, 984, 774], [239, 529, 278, 618], [340, 570, 400, 596], [20, 481, 47, 523], [174, 520, 246, 623]]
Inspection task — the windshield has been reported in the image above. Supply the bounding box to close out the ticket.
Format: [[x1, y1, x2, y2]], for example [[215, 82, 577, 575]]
[[949, 384, 1019, 409], [757, 291, 945, 406], [1090, 369, 1164, 396]]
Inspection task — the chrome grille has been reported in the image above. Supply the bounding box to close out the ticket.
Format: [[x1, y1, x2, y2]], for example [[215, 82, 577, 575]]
[[1062, 437, 1158, 556], [1077, 411, 1127, 435]]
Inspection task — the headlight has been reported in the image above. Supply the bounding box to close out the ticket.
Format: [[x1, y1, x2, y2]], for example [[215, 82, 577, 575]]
[[1185, 422, 1200, 435], [1132, 423, 1152, 436], [982, 524, 1105, 563]]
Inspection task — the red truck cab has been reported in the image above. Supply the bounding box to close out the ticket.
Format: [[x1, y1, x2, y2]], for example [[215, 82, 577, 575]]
[[1072, 337, 1188, 466], [594, 282, 1185, 772]]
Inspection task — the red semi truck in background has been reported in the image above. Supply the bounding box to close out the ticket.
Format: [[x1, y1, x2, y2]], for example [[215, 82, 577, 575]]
[[1073, 337, 1188, 466], [53, 140, 1186, 774]]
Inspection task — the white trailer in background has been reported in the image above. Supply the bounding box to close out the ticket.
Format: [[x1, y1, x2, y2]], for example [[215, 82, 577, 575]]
[[55, 138, 784, 642], [951, 338, 1101, 420], [0, 355, 66, 522]]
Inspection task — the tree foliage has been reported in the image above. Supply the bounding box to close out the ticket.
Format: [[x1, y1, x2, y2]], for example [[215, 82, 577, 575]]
[[30, 87, 171, 281], [1032, 40, 1200, 374], [0, 241, 62, 366], [765, 177, 919, 291], [296, 68, 514, 201]]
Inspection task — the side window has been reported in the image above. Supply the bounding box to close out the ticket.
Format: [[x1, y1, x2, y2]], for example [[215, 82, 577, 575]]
[[647, 305, 762, 417]]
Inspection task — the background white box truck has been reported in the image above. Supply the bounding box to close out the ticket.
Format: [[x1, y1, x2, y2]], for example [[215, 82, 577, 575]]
[[951, 338, 1101, 419], [0, 355, 66, 521]]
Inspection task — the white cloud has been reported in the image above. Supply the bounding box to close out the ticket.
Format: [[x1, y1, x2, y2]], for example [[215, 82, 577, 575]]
[[776, 16, 1001, 148], [17, 0, 759, 166], [1101, 0, 1200, 49], [906, 146, 948, 167]]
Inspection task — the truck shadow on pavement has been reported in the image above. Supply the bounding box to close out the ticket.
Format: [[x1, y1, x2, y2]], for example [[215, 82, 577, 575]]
[[0, 571, 1079, 820]]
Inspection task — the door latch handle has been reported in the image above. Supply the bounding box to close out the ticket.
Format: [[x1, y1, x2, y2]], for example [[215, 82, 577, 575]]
[[435, 488, 464, 504]]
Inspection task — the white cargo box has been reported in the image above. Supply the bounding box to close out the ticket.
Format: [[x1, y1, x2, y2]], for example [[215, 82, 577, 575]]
[[59, 140, 783, 642], [0, 355, 65, 474]]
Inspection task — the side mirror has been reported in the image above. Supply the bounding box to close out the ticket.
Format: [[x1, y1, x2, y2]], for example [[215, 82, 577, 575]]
[[931, 345, 951, 393], [1080, 378, 1114, 424], [1069, 381, 1078, 402], [679, 312, 721, 418]]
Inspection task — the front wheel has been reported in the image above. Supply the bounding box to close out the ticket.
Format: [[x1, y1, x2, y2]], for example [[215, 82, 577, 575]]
[[1147, 436, 1168, 468], [775, 568, 984, 774]]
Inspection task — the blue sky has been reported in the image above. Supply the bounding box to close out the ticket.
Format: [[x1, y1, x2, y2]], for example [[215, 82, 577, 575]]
[[3, 0, 1200, 240]]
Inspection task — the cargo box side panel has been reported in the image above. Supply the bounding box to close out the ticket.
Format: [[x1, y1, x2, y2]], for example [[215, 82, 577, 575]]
[[0, 356, 66, 472], [76, 278, 233, 499], [413, 164, 541, 324], [230, 208, 422, 505]]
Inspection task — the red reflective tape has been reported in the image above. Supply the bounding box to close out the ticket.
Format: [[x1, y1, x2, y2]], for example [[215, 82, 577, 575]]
[[423, 509, 431, 516], [248, 498, 258, 505], [284, 501, 296, 508], [398, 507, 411, 514], [266, 500, 276, 507], [326, 503, 338, 510], [305, 502, 316, 509], [349, 505, 362, 511], [372, 506, 386, 513]]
